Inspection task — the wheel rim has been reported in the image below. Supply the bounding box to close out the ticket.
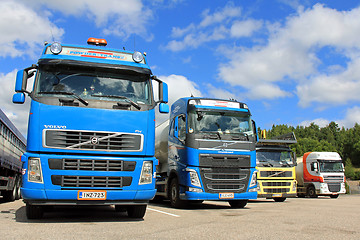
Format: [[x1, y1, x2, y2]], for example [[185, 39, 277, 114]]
[[171, 184, 177, 203]]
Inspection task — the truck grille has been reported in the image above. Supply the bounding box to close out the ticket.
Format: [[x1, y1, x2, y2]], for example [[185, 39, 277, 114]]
[[200, 167, 250, 193], [262, 182, 291, 187], [51, 175, 132, 188], [264, 188, 290, 193], [199, 154, 250, 168], [324, 176, 343, 183], [260, 171, 292, 178], [44, 129, 143, 152], [48, 158, 136, 171], [327, 183, 341, 192]]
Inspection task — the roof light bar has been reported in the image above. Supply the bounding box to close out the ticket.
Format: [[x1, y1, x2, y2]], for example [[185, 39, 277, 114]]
[[87, 37, 107, 46]]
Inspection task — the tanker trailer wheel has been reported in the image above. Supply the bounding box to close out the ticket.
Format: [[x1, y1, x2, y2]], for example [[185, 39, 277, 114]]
[[170, 178, 187, 208], [306, 185, 317, 198], [127, 205, 147, 219], [228, 200, 248, 208], [3, 179, 17, 202], [273, 197, 286, 202]]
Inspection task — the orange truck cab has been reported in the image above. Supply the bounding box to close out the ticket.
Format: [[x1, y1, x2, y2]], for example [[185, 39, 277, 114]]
[[296, 152, 346, 198]]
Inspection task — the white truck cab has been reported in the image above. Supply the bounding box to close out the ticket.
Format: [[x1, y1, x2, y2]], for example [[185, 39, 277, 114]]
[[296, 152, 346, 198]]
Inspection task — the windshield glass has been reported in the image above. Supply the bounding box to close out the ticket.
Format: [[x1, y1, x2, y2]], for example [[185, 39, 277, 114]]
[[256, 150, 295, 167], [188, 110, 253, 136], [34, 65, 152, 104], [318, 160, 344, 172]]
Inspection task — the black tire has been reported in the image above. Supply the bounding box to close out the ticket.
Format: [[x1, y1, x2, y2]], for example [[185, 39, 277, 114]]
[[330, 194, 339, 199], [127, 205, 147, 219], [169, 178, 187, 208], [26, 204, 44, 219], [3, 182, 17, 202], [297, 193, 306, 198], [15, 177, 21, 200], [273, 197, 286, 202], [307, 185, 317, 198], [228, 200, 248, 208], [114, 205, 127, 212]]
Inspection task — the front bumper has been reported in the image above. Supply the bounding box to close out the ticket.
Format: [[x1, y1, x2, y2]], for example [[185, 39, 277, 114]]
[[21, 188, 156, 205], [180, 190, 257, 201]]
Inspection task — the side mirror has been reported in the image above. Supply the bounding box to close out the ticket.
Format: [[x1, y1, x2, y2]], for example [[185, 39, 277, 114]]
[[252, 120, 258, 141], [159, 81, 168, 103], [152, 76, 168, 103], [311, 162, 319, 172], [15, 65, 37, 93], [15, 70, 27, 92], [13, 92, 25, 104], [159, 103, 169, 113], [293, 152, 297, 166]]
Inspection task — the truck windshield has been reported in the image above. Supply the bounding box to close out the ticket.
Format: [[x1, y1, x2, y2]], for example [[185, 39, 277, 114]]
[[34, 65, 151, 105], [188, 110, 254, 136], [318, 160, 344, 172], [256, 150, 295, 167]]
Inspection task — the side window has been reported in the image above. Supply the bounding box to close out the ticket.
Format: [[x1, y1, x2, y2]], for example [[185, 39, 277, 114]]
[[169, 118, 175, 137], [178, 115, 186, 141]]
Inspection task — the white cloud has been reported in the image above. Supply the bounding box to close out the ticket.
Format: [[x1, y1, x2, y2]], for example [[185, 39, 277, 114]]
[[17, 0, 153, 40], [0, 70, 33, 136], [230, 19, 263, 38], [164, 2, 260, 52], [300, 118, 330, 128], [299, 106, 360, 129], [296, 57, 360, 107], [218, 4, 360, 104], [206, 84, 240, 101], [199, 2, 241, 27], [0, 0, 64, 58], [154, 75, 202, 124], [336, 106, 360, 128]]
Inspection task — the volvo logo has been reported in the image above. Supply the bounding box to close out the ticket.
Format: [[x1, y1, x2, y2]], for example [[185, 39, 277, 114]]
[[90, 136, 99, 145]]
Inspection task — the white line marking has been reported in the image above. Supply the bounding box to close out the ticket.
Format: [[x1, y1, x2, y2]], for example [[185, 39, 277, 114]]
[[147, 207, 180, 217]]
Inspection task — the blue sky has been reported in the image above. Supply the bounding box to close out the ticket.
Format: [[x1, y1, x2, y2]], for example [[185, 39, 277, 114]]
[[1, 0, 360, 137]]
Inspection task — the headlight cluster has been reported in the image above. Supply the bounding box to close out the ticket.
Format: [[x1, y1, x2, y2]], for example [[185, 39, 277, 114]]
[[28, 158, 43, 183], [139, 161, 153, 185]]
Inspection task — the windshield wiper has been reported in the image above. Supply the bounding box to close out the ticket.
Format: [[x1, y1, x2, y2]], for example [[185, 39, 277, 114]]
[[91, 94, 141, 110], [38, 91, 88, 106], [281, 161, 292, 167]]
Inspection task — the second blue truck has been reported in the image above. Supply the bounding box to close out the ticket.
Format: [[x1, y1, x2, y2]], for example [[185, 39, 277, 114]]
[[155, 98, 258, 208]]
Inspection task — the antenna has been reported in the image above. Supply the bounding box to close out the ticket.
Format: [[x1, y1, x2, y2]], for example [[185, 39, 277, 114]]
[[50, 29, 55, 42]]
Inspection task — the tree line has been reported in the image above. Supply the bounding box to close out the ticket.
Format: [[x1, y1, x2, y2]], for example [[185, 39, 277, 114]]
[[258, 122, 360, 179]]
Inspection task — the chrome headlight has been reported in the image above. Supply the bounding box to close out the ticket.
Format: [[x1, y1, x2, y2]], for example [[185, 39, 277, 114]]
[[249, 171, 257, 188], [132, 51, 144, 63], [50, 42, 62, 55], [186, 168, 201, 188], [139, 161, 153, 185], [28, 158, 43, 183]]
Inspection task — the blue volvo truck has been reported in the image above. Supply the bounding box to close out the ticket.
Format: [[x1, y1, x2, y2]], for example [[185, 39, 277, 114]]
[[155, 98, 257, 208], [13, 38, 169, 219]]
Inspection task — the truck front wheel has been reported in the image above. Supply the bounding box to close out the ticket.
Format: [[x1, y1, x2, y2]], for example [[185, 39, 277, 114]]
[[170, 178, 187, 208], [26, 204, 44, 219], [228, 200, 248, 208], [307, 185, 317, 198], [273, 197, 286, 202], [127, 205, 147, 219]]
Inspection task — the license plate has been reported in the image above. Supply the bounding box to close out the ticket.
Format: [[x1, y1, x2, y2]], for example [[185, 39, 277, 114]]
[[272, 193, 282, 197], [77, 191, 107, 200], [219, 192, 234, 199]]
